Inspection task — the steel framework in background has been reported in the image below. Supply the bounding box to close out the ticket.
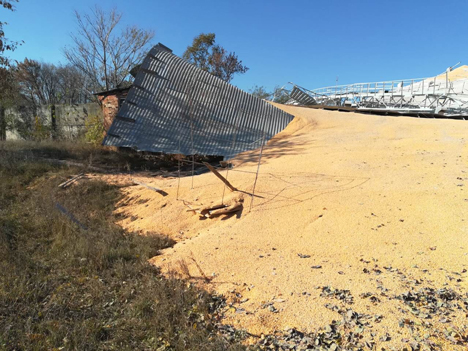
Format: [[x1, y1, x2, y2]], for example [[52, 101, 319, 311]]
[[278, 64, 468, 118]]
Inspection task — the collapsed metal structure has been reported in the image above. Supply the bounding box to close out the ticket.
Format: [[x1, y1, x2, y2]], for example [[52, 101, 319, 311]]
[[282, 65, 468, 119], [103, 44, 294, 158]]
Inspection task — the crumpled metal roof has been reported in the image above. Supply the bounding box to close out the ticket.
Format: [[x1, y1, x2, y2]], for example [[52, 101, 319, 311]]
[[289, 86, 316, 106], [103, 43, 294, 158]]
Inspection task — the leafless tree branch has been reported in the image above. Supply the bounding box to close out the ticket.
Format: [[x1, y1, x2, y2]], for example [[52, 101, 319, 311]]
[[63, 6, 154, 93]]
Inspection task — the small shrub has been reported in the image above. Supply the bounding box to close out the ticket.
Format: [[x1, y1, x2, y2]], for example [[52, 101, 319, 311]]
[[84, 114, 105, 145], [31, 116, 51, 141]]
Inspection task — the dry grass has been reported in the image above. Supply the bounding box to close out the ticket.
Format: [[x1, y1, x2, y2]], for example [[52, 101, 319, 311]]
[[0, 140, 174, 172], [0, 142, 244, 350], [1, 140, 223, 173]]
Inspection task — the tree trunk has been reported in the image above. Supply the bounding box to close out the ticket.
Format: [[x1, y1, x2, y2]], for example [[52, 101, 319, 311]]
[[51, 104, 57, 139], [0, 106, 6, 141]]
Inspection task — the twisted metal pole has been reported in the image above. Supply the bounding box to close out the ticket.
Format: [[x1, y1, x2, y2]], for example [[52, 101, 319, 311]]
[[250, 131, 266, 212]]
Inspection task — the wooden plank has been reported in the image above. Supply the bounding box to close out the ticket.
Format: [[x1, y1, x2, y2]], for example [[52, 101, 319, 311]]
[[55, 202, 87, 230], [202, 203, 227, 211], [132, 179, 168, 196], [182, 201, 207, 218], [183, 201, 199, 212], [198, 203, 226, 216], [58, 173, 85, 189], [202, 162, 237, 192], [206, 202, 243, 218], [184, 200, 243, 218]]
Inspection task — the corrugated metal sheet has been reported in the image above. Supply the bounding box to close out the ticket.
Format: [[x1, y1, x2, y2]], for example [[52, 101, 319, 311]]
[[290, 86, 316, 106], [103, 43, 294, 158]]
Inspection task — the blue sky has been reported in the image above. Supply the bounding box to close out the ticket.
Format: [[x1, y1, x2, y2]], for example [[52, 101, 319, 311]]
[[4, 0, 468, 92]]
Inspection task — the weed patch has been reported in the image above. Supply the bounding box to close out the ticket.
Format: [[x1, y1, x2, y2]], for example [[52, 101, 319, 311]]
[[0, 145, 243, 350]]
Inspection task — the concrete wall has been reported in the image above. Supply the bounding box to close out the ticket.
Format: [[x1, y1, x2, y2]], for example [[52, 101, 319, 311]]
[[4, 103, 102, 140]]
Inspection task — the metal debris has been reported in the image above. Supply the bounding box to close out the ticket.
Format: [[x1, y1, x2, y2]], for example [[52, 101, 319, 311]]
[[283, 65, 468, 119], [104, 43, 294, 158]]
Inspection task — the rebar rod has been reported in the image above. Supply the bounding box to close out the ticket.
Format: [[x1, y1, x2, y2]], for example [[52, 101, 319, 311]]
[[222, 116, 240, 204], [250, 132, 266, 212], [177, 139, 181, 200]]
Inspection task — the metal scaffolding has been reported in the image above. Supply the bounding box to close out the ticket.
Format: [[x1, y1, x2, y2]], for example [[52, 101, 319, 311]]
[[278, 65, 468, 119]]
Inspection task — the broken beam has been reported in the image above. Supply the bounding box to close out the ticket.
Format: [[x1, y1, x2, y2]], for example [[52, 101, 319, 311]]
[[206, 202, 243, 218], [132, 179, 168, 196], [58, 173, 85, 189], [202, 162, 237, 192], [55, 202, 88, 230]]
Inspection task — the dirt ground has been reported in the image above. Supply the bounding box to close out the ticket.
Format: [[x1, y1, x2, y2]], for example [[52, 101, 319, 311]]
[[99, 105, 468, 349]]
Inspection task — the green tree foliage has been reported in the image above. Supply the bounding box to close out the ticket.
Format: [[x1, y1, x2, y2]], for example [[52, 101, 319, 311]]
[[84, 114, 105, 145], [183, 33, 248, 83], [249, 85, 271, 100], [31, 115, 51, 141], [183, 33, 215, 71], [272, 85, 291, 104], [0, 0, 22, 67]]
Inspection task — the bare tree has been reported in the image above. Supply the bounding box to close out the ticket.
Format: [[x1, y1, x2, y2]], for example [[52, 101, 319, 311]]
[[183, 33, 248, 83], [15, 58, 91, 106], [16, 59, 48, 106], [63, 6, 154, 92], [16, 59, 60, 106], [0, 66, 21, 139], [56, 65, 91, 104]]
